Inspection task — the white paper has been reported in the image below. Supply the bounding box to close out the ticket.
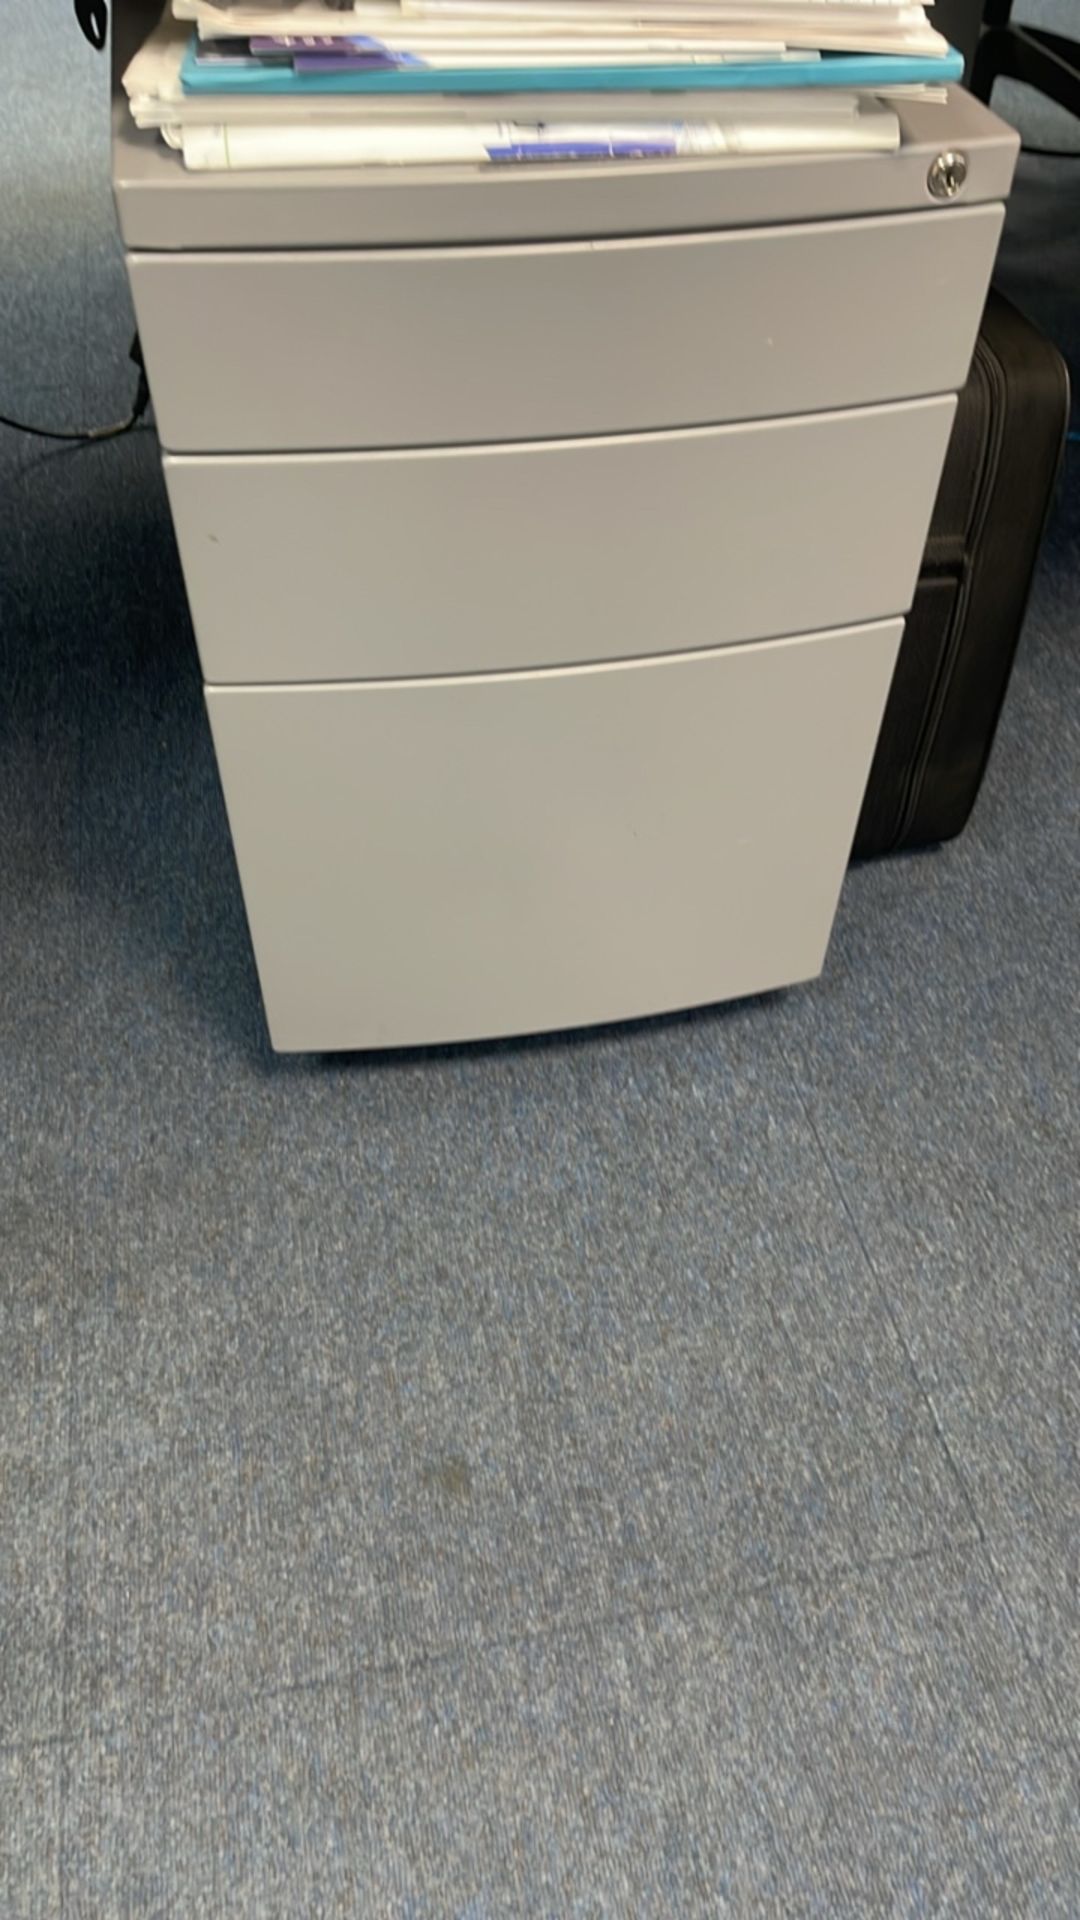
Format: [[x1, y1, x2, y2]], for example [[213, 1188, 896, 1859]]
[[173, 0, 943, 56]]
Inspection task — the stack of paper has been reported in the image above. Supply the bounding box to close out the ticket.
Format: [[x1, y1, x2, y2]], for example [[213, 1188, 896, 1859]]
[[125, 1, 961, 170]]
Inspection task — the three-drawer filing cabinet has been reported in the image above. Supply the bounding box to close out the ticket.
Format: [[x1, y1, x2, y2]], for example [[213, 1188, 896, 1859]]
[[113, 74, 1018, 1051]]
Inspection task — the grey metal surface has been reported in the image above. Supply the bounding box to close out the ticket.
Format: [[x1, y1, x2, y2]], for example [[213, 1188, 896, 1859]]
[[167, 398, 955, 682], [113, 91, 1019, 251], [131, 206, 1002, 452], [206, 621, 902, 1051]]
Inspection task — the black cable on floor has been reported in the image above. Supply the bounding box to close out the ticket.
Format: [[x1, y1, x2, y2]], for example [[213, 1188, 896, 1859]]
[[0, 407, 142, 442], [0, 334, 150, 443]]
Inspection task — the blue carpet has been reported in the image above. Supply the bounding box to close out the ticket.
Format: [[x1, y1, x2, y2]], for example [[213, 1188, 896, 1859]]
[[1, 5, 1078, 1914]]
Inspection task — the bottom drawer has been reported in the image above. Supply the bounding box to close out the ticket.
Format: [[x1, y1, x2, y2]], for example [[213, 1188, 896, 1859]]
[[208, 621, 901, 1052]]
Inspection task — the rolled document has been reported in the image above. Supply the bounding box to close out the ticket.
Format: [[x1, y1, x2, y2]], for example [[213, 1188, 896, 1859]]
[[174, 103, 900, 166]]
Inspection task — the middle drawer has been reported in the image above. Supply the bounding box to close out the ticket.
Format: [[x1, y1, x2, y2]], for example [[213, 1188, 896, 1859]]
[[169, 396, 954, 683], [130, 207, 999, 453]]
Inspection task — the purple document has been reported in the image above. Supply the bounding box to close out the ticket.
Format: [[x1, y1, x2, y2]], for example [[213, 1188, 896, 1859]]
[[293, 48, 424, 70]]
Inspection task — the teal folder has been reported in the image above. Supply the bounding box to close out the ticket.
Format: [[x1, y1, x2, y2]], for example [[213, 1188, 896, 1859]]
[[180, 37, 964, 97]]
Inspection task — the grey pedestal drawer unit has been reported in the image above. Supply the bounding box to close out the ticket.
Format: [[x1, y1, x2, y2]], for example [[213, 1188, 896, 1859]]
[[113, 74, 1018, 1052]]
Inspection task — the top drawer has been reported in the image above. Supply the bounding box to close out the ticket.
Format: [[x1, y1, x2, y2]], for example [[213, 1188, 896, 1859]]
[[129, 205, 1003, 453], [113, 91, 1019, 251]]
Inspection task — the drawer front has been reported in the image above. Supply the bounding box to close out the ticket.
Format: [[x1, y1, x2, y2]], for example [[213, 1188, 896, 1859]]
[[169, 398, 953, 682], [115, 92, 1020, 252], [132, 206, 1001, 452], [207, 620, 902, 1051]]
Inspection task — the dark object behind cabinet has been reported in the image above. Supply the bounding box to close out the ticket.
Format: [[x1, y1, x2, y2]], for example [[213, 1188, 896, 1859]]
[[854, 289, 1069, 859]]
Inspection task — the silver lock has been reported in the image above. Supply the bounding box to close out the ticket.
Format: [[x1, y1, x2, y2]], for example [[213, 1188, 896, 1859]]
[[928, 150, 968, 200]]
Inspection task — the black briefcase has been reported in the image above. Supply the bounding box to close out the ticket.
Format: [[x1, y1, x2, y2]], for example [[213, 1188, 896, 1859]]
[[854, 289, 1070, 858]]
